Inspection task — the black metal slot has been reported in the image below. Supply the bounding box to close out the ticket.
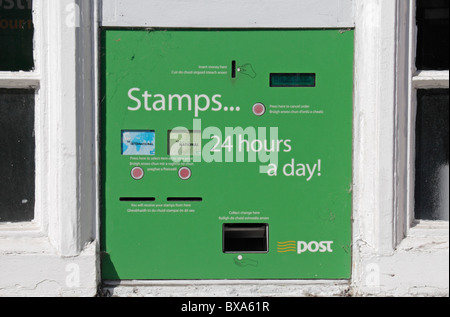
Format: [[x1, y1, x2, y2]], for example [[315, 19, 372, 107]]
[[167, 197, 203, 202], [223, 223, 269, 253], [232, 60, 236, 78], [120, 197, 156, 202]]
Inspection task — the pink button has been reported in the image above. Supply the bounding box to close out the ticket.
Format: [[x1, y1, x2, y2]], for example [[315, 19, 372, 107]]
[[131, 167, 144, 180], [252, 103, 266, 116], [178, 167, 192, 180]]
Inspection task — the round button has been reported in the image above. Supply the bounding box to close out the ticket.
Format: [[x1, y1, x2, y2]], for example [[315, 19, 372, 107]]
[[178, 167, 192, 180], [252, 103, 266, 116], [131, 167, 144, 180]]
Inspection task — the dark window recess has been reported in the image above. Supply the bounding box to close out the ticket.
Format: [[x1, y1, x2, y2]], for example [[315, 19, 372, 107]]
[[415, 89, 449, 221], [0, 0, 34, 71], [223, 223, 269, 253], [416, 0, 449, 70], [0, 89, 35, 222]]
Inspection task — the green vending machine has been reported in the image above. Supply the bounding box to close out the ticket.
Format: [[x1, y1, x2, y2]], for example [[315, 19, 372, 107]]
[[101, 29, 354, 280]]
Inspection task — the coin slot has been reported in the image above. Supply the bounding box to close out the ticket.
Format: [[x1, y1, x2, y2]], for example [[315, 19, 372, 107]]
[[232, 60, 236, 78]]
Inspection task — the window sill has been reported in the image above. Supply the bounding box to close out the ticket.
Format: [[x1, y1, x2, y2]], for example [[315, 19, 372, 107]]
[[0, 222, 52, 255], [397, 220, 449, 253], [0, 222, 42, 237]]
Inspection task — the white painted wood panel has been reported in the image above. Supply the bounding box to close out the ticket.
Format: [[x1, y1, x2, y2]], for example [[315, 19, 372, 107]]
[[101, 0, 355, 28]]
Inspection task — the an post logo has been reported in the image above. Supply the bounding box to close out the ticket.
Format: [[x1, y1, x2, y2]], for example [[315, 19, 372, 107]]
[[277, 241, 297, 253], [277, 241, 334, 254]]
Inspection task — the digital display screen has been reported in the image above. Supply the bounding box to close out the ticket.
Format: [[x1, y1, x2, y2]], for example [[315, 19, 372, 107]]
[[270, 73, 316, 87]]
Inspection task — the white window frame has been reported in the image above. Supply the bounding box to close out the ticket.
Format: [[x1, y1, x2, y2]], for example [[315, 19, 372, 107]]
[[0, 0, 44, 234], [407, 0, 450, 227], [0, 0, 99, 253], [0, 0, 99, 296], [350, 0, 448, 296]]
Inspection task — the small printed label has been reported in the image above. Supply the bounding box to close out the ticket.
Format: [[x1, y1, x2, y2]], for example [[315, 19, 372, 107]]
[[168, 130, 202, 157]]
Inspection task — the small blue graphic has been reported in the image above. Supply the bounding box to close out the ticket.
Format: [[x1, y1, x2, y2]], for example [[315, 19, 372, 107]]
[[122, 130, 155, 155]]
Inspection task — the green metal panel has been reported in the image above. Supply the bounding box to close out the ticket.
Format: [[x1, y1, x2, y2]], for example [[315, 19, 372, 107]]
[[101, 29, 354, 280]]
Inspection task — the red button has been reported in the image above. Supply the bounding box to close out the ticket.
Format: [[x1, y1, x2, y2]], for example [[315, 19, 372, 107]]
[[131, 167, 144, 180], [252, 103, 266, 116], [178, 167, 192, 180]]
